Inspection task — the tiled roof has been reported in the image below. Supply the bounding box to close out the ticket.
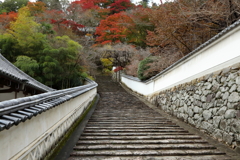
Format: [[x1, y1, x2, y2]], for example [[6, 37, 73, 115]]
[[0, 79, 98, 131], [0, 53, 55, 92]]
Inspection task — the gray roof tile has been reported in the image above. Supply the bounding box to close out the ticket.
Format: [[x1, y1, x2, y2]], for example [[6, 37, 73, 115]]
[[0, 54, 55, 92]]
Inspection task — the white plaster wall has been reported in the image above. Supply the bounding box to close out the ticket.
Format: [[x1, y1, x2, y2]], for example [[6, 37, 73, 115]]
[[121, 77, 153, 96], [0, 88, 97, 160], [121, 24, 240, 96]]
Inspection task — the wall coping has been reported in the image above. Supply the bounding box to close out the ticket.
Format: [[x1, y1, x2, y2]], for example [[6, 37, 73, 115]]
[[123, 19, 240, 84], [0, 79, 98, 131]]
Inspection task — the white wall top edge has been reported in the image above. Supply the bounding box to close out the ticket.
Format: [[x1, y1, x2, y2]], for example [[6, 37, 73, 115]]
[[121, 21, 240, 96]]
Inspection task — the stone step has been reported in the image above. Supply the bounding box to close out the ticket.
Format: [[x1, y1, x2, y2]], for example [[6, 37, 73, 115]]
[[87, 121, 174, 124], [86, 125, 179, 127], [69, 149, 225, 156], [74, 144, 216, 150], [81, 132, 191, 136], [83, 129, 187, 132], [90, 116, 165, 118], [79, 135, 201, 140], [66, 76, 232, 160], [77, 139, 208, 144], [84, 126, 182, 129], [88, 120, 172, 122], [68, 155, 231, 160]]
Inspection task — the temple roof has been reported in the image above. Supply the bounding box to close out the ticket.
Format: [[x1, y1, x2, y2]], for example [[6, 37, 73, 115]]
[[0, 54, 55, 92]]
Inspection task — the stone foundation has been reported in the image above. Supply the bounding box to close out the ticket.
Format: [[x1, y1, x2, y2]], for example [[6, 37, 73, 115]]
[[148, 63, 240, 149]]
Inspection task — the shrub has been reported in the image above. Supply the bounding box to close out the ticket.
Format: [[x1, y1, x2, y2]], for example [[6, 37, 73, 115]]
[[100, 58, 113, 71], [137, 56, 156, 80]]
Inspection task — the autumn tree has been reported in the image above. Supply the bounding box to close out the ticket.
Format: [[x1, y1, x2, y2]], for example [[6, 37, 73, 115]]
[[109, 0, 134, 14], [95, 12, 134, 45], [146, 0, 226, 55], [8, 6, 47, 55], [95, 6, 153, 47], [0, 11, 17, 32], [0, 2, 91, 89]]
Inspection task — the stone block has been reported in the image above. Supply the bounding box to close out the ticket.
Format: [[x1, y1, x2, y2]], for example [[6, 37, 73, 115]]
[[201, 121, 214, 133], [204, 82, 212, 90], [178, 107, 184, 113], [188, 117, 195, 125], [234, 102, 240, 110], [237, 110, 240, 118], [183, 114, 189, 121], [220, 86, 229, 92], [229, 84, 237, 92], [201, 96, 207, 102], [231, 120, 240, 133], [203, 110, 212, 120], [206, 102, 214, 109], [222, 92, 229, 100], [237, 86, 240, 92], [213, 129, 223, 141], [213, 70, 222, 77], [184, 104, 188, 113], [236, 76, 240, 85], [188, 108, 194, 117], [217, 106, 227, 116], [227, 102, 234, 109], [194, 94, 200, 100], [194, 106, 200, 113], [221, 67, 231, 76], [231, 63, 240, 70], [213, 116, 222, 128], [228, 80, 235, 87], [193, 114, 200, 120], [225, 109, 236, 119], [204, 73, 213, 81], [223, 132, 233, 145], [212, 108, 218, 115], [228, 92, 240, 102], [206, 94, 214, 103], [221, 77, 227, 83], [220, 119, 227, 131], [216, 91, 221, 99]]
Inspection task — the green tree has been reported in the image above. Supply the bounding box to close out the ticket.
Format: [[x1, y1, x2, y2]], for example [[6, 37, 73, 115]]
[[0, 33, 19, 62], [14, 55, 39, 77], [0, 0, 28, 14]]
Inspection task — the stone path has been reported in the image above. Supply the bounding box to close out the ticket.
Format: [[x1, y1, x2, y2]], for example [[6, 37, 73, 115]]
[[67, 76, 233, 160]]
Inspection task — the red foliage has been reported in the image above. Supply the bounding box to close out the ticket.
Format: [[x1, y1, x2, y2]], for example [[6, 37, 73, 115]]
[[113, 66, 123, 72], [50, 18, 85, 33], [95, 12, 134, 45], [0, 11, 18, 29], [109, 0, 134, 13], [71, 0, 99, 11]]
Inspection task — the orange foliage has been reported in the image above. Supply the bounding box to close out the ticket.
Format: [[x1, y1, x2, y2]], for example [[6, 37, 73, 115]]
[[95, 12, 135, 45], [0, 12, 18, 30]]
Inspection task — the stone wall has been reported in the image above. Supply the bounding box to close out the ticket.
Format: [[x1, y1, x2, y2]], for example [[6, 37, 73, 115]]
[[149, 63, 240, 149]]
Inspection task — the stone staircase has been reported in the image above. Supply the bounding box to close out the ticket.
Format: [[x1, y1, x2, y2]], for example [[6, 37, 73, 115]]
[[67, 76, 232, 160]]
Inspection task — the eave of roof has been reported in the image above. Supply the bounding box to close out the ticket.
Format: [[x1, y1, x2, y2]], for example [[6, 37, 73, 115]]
[[0, 54, 55, 92]]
